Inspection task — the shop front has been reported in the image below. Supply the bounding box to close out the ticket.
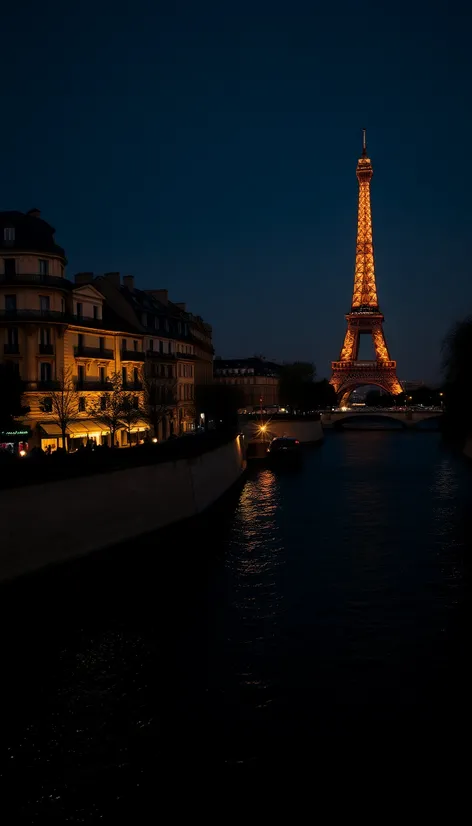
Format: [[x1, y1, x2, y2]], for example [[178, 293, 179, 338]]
[[0, 427, 32, 457], [119, 420, 149, 447], [39, 421, 111, 452]]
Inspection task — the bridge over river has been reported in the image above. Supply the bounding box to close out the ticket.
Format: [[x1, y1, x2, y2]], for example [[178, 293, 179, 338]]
[[322, 408, 442, 429]]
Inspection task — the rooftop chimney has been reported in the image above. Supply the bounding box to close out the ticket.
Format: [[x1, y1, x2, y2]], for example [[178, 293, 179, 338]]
[[175, 302, 186, 311], [123, 275, 135, 291], [27, 208, 41, 218], [104, 272, 121, 288], [144, 289, 168, 305], [74, 272, 94, 285]]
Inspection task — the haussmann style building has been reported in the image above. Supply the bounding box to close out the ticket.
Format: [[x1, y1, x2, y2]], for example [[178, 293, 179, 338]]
[[213, 357, 281, 411], [0, 209, 213, 452]]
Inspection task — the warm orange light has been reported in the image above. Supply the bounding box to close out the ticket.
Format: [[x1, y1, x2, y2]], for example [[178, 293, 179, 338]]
[[330, 135, 402, 400]]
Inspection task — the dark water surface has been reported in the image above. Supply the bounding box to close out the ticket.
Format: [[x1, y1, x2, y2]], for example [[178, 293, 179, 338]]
[[1, 431, 471, 817]]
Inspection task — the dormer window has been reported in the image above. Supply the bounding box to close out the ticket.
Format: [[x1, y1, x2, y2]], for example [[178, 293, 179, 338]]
[[3, 228, 15, 242]]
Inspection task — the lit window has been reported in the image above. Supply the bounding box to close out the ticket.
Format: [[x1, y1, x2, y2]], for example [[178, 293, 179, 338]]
[[3, 227, 15, 242]]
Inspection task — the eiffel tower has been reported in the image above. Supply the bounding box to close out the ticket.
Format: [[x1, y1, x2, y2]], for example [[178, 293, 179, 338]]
[[330, 130, 402, 405]]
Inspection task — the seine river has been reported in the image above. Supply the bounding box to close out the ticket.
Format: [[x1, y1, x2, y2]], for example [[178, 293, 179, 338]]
[[1, 430, 470, 818]]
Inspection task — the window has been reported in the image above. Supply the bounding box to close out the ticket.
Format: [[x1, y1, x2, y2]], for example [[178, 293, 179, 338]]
[[122, 367, 127, 386], [122, 338, 126, 351], [78, 365, 85, 383], [5, 294, 16, 312], [61, 298, 65, 313], [100, 396, 107, 410], [178, 364, 182, 377], [133, 396, 139, 409], [39, 259, 49, 276], [4, 228, 15, 242], [76, 302, 83, 318], [40, 362, 52, 382], [133, 367, 139, 384], [4, 258, 16, 276], [77, 333, 84, 348], [99, 336, 105, 351], [154, 317, 159, 330], [7, 327, 18, 350], [40, 328, 51, 345], [93, 305, 99, 320], [133, 339, 138, 351], [159, 340, 164, 354], [42, 397, 52, 413], [40, 296, 50, 312], [100, 366, 106, 384], [149, 338, 154, 351], [78, 397, 86, 412]]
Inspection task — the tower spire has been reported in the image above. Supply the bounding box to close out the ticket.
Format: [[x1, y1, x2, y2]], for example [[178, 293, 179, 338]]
[[352, 132, 377, 310]]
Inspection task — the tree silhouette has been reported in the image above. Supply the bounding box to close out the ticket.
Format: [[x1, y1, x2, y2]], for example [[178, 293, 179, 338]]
[[39, 368, 80, 451]]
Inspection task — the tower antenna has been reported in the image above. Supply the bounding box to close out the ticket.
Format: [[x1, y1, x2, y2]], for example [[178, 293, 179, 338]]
[[362, 128, 367, 156]]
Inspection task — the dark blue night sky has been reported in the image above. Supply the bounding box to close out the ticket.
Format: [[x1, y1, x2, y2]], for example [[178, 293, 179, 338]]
[[2, 1, 470, 381]]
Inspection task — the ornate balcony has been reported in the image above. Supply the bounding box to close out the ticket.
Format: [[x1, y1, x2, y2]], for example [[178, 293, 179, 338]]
[[0, 273, 73, 291], [74, 345, 114, 360], [331, 360, 397, 370], [121, 349, 145, 362], [36, 380, 60, 390], [75, 380, 113, 391]]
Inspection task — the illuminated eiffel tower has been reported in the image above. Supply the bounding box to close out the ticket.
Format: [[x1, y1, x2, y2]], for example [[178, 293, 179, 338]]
[[330, 130, 402, 404]]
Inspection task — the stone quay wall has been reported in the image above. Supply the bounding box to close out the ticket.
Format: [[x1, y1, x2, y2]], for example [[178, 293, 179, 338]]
[[0, 436, 246, 583]]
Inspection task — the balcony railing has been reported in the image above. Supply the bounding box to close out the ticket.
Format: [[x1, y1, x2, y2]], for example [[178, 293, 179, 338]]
[[332, 360, 397, 370], [0, 273, 74, 290], [121, 349, 145, 362], [123, 381, 143, 390], [146, 349, 197, 361], [39, 343, 54, 355], [74, 345, 113, 360], [37, 380, 60, 390], [75, 381, 113, 391], [0, 309, 107, 329], [4, 343, 19, 354]]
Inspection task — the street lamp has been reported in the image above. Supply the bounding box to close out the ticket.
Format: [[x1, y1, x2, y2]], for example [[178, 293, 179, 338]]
[[439, 392, 444, 410]]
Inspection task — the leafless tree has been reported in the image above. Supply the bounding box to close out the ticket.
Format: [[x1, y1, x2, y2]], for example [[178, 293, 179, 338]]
[[89, 371, 127, 448], [39, 367, 81, 451]]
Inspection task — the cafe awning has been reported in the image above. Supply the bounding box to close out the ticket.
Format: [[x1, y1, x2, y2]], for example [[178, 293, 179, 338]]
[[40, 420, 111, 437], [127, 419, 149, 433]]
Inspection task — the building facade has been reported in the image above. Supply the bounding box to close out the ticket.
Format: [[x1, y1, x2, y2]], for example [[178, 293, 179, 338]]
[[213, 357, 281, 410], [0, 210, 213, 450]]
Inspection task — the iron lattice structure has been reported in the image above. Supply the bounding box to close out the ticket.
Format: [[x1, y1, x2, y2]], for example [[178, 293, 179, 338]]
[[330, 131, 402, 403]]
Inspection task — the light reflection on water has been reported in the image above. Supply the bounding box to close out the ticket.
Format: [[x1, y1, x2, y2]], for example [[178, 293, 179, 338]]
[[0, 431, 471, 810]]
